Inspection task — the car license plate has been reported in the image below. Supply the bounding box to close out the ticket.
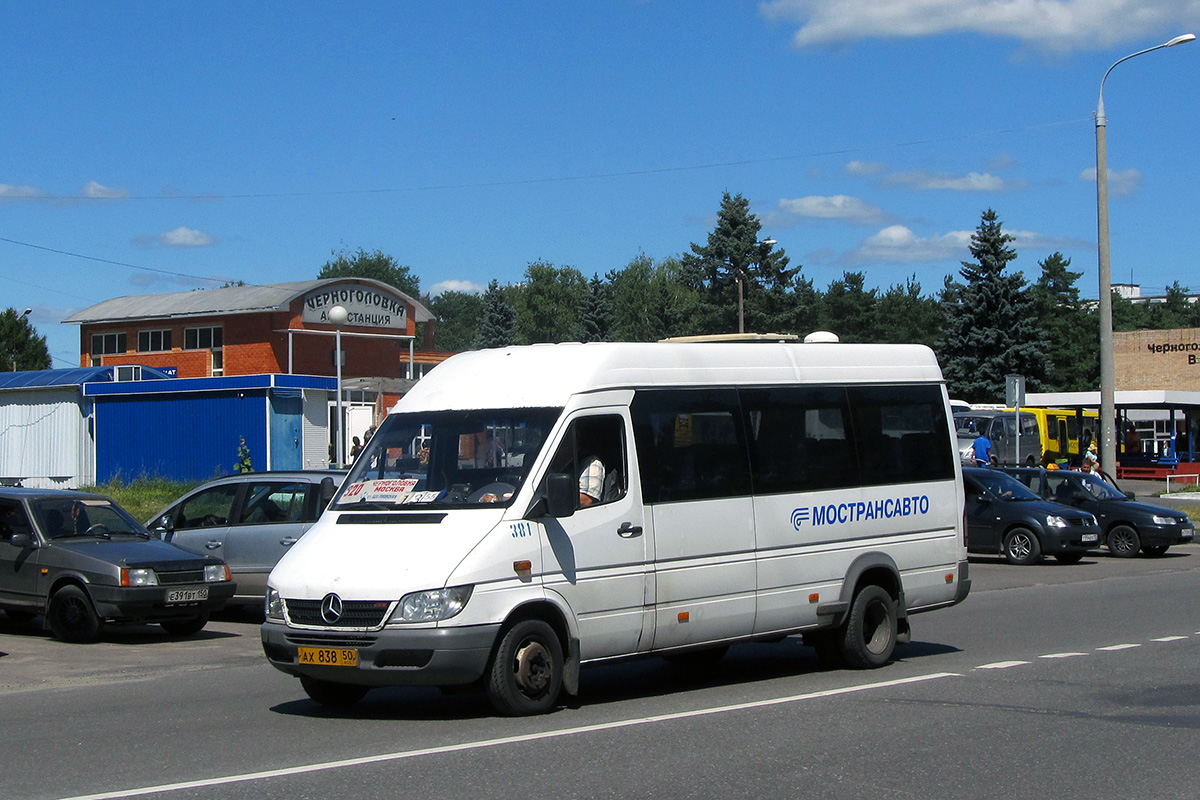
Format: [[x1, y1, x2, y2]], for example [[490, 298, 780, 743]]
[[165, 587, 209, 604], [298, 647, 359, 667], [1082, 533, 1098, 543]]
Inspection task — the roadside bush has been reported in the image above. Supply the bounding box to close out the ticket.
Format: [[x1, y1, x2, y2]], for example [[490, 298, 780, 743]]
[[80, 471, 201, 524]]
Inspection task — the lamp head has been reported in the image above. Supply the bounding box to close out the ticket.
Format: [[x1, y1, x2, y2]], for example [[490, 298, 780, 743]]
[[1166, 33, 1196, 47], [22, 308, 32, 317], [327, 305, 349, 326]]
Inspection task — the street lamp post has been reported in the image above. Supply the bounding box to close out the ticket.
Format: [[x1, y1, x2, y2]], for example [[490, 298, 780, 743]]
[[328, 305, 349, 468], [1095, 33, 1194, 475], [737, 239, 776, 334]]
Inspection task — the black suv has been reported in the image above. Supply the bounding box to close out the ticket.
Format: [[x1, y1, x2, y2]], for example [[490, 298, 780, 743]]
[[962, 467, 1102, 565], [1001, 467, 1195, 557]]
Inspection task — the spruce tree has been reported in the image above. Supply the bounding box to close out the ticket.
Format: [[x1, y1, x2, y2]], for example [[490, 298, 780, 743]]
[[473, 280, 517, 349], [680, 192, 797, 335], [1030, 252, 1097, 392], [938, 209, 1047, 402], [580, 274, 613, 342]]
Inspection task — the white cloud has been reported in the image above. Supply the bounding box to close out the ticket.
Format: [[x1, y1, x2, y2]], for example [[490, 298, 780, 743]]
[[428, 279, 485, 296], [840, 224, 972, 265], [159, 227, 214, 247], [775, 194, 891, 224], [845, 160, 887, 176], [887, 170, 1007, 191], [82, 181, 129, 199], [0, 183, 44, 199], [759, 0, 1200, 51], [1080, 166, 1143, 196]]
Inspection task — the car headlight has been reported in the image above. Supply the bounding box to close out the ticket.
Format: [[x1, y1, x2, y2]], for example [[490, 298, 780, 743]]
[[204, 563, 231, 583], [1045, 515, 1070, 528], [265, 586, 285, 621], [1152, 515, 1179, 526], [391, 586, 473, 623], [121, 568, 159, 586]]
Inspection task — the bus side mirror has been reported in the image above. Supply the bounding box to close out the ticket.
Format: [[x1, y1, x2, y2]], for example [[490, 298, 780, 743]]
[[544, 473, 577, 519]]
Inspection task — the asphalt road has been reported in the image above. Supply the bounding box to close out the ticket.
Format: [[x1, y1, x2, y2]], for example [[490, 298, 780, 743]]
[[2, 545, 1199, 800]]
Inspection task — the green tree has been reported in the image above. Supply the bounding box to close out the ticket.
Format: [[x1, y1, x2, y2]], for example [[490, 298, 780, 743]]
[[938, 209, 1047, 402], [1143, 281, 1200, 329], [680, 192, 797, 335], [427, 290, 485, 352], [515, 261, 589, 343], [607, 254, 698, 341], [1030, 252, 1097, 392], [474, 280, 517, 349], [318, 248, 420, 298], [1, 308, 51, 371], [819, 272, 879, 342], [580, 275, 613, 343], [873, 277, 941, 347]]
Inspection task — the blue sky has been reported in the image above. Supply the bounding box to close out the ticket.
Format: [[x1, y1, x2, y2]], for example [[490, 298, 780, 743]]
[[4, 1, 1200, 367]]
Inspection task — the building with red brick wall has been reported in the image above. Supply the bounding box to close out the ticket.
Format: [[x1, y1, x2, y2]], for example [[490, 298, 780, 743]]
[[62, 279, 455, 461]]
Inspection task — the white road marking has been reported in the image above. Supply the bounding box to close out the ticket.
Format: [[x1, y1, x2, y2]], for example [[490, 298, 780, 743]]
[[976, 661, 1030, 669], [1096, 644, 1141, 651], [55, 671, 960, 800], [1038, 652, 1088, 659], [1150, 635, 1188, 642]]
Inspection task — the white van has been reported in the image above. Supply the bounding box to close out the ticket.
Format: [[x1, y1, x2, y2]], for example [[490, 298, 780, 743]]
[[261, 341, 970, 715]]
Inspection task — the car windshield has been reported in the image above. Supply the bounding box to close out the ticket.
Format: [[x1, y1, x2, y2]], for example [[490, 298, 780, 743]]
[[30, 497, 149, 539], [954, 415, 992, 437], [1071, 473, 1127, 501], [973, 470, 1040, 501], [333, 408, 561, 510]]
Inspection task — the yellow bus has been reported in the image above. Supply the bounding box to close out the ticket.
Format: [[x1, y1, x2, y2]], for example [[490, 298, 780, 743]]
[[1010, 407, 1099, 466]]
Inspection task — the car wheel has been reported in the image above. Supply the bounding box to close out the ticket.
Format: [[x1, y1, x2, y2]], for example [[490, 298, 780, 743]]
[[160, 615, 209, 636], [3, 608, 37, 624], [838, 585, 898, 670], [486, 619, 564, 716], [47, 585, 101, 643], [299, 676, 370, 708], [1003, 528, 1043, 565], [1141, 544, 1169, 557], [1054, 552, 1085, 565], [1107, 525, 1140, 558]]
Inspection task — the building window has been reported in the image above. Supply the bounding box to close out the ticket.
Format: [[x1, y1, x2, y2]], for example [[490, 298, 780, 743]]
[[90, 332, 127, 357], [137, 329, 172, 353], [184, 326, 223, 350]]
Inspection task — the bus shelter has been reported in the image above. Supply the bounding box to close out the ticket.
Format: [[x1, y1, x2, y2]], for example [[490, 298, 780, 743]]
[[1024, 390, 1200, 480]]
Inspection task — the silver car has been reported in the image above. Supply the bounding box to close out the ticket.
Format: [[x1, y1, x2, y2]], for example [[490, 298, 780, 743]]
[[149, 471, 344, 604]]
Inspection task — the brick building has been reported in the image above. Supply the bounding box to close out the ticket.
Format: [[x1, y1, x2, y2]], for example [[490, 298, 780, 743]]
[[62, 279, 452, 467]]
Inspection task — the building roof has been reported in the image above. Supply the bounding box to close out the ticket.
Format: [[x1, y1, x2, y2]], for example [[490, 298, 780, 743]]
[[61, 278, 434, 325], [0, 365, 175, 391]]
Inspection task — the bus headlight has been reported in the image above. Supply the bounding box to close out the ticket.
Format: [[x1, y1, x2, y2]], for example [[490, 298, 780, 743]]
[[265, 586, 285, 621], [391, 586, 473, 623]]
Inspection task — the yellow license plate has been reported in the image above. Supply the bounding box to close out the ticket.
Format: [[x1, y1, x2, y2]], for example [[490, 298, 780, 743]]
[[297, 646, 359, 667]]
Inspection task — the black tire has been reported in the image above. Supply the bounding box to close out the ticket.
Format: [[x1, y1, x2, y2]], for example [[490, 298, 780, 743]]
[[47, 585, 101, 643], [3, 608, 37, 624], [1054, 552, 1085, 565], [1003, 527, 1043, 565], [838, 585, 898, 670], [663, 645, 729, 668], [486, 619, 564, 716], [160, 615, 209, 636], [1141, 544, 1169, 557], [1107, 525, 1140, 558], [299, 676, 370, 708]]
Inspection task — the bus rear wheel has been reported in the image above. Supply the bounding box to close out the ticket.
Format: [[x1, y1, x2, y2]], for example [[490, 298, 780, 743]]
[[839, 585, 898, 669]]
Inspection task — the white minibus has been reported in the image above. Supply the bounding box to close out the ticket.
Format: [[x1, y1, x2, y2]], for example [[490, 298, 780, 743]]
[[262, 340, 970, 715]]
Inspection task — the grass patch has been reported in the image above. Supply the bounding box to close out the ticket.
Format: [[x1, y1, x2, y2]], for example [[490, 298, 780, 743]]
[[80, 472, 200, 524]]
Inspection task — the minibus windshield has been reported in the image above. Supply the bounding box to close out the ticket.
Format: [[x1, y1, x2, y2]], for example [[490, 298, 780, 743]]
[[333, 408, 561, 510]]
